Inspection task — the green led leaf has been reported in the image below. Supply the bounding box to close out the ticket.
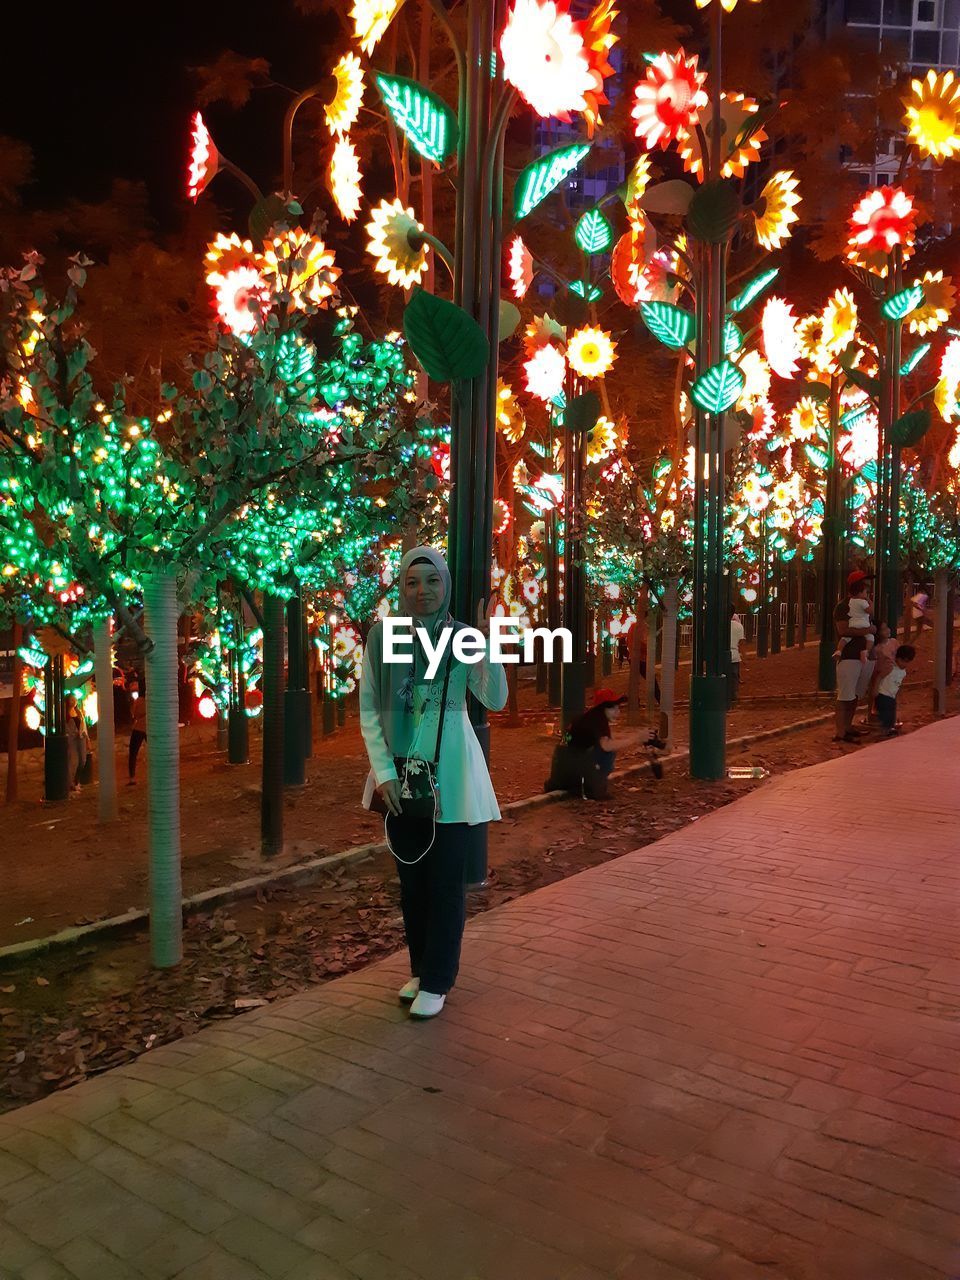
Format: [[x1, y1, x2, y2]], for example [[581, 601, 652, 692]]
[[374, 74, 457, 165], [575, 208, 613, 255], [890, 408, 931, 448], [653, 456, 672, 479], [691, 360, 745, 414], [564, 390, 601, 435], [514, 142, 591, 219], [640, 301, 695, 350], [687, 179, 739, 245], [727, 267, 779, 315], [881, 284, 924, 322], [569, 280, 603, 302], [900, 342, 931, 376], [403, 288, 489, 382], [840, 404, 869, 428], [861, 460, 878, 484], [724, 320, 744, 355], [804, 443, 829, 469]]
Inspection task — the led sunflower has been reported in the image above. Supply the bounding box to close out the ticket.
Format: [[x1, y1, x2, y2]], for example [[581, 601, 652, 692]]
[[187, 112, 218, 202], [821, 288, 858, 355], [935, 338, 960, 423], [909, 270, 955, 336], [262, 230, 340, 310], [753, 171, 800, 250], [524, 343, 567, 401], [492, 499, 512, 536], [325, 54, 364, 135], [204, 234, 269, 336], [847, 186, 916, 257], [789, 397, 821, 442], [524, 313, 566, 355], [580, 0, 620, 137], [351, 0, 402, 54], [585, 414, 617, 463], [737, 351, 772, 409], [624, 155, 652, 231], [496, 381, 526, 443], [695, 0, 762, 9], [761, 298, 801, 380], [365, 198, 428, 288], [329, 138, 363, 222], [632, 49, 707, 151], [500, 0, 594, 122], [610, 229, 646, 306], [904, 69, 960, 162], [679, 92, 766, 180], [508, 235, 534, 299], [567, 326, 617, 377]]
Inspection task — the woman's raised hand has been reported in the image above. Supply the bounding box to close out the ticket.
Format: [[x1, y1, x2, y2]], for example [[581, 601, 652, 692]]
[[475, 593, 499, 638]]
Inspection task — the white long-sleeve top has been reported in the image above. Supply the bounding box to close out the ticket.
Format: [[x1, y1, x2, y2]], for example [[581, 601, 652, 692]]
[[359, 623, 508, 826]]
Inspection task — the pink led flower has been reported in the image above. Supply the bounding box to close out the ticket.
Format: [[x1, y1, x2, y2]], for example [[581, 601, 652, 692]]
[[187, 112, 219, 202], [848, 187, 917, 257], [500, 0, 594, 122], [524, 343, 567, 401], [508, 235, 534, 299], [631, 50, 707, 151]]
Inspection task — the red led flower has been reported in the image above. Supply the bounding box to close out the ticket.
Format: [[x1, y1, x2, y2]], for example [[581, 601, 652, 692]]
[[848, 186, 917, 257], [187, 112, 219, 203], [632, 50, 707, 151]]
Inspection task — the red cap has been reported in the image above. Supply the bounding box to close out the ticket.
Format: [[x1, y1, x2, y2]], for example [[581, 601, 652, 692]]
[[847, 570, 873, 588], [592, 687, 628, 708]]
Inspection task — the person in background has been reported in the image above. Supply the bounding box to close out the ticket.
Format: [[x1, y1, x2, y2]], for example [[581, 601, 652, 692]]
[[547, 689, 662, 799], [867, 620, 897, 715], [128, 682, 147, 784], [910, 587, 933, 634], [729, 606, 745, 706], [875, 644, 916, 736], [65, 694, 89, 792], [617, 634, 630, 670], [833, 574, 876, 743], [112, 667, 131, 731]]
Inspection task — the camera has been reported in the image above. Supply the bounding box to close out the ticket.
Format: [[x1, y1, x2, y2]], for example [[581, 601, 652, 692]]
[[648, 732, 667, 751]]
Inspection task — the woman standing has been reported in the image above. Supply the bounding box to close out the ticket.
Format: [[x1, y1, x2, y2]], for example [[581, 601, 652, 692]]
[[65, 695, 89, 792], [359, 546, 507, 1020]]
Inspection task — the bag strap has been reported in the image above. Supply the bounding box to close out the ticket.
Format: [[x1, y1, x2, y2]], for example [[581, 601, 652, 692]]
[[430, 644, 454, 766]]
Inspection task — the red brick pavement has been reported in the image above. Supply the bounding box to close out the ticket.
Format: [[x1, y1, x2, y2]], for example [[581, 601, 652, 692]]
[[1, 718, 958, 1279]]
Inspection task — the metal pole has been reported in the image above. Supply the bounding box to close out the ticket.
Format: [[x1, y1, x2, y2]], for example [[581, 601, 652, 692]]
[[819, 375, 842, 690]]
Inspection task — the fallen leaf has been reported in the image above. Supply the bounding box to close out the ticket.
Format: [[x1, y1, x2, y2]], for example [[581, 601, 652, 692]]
[[36, 977, 50, 987]]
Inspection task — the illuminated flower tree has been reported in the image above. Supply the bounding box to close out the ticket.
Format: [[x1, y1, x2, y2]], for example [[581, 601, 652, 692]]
[[325, 53, 365, 135], [753, 171, 801, 251], [365, 198, 429, 288], [500, 0, 601, 123], [631, 50, 707, 151]]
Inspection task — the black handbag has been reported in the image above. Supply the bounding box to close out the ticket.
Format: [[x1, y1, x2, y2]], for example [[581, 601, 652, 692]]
[[370, 652, 453, 863]]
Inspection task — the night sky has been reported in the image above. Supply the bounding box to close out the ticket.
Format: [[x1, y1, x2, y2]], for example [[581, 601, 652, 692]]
[[4, 1, 336, 230]]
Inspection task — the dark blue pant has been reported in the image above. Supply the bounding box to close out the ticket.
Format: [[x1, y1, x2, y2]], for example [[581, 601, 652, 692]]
[[393, 821, 472, 994], [875, 693, 897, 731]]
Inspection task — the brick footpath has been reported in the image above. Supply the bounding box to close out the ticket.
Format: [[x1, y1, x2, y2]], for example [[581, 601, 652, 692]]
[[1, 719, 958, 1280]]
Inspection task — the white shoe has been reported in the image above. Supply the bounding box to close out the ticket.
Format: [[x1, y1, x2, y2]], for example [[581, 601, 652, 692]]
[[409, 990, 445, 1019], [398, 977, 420, 1003]]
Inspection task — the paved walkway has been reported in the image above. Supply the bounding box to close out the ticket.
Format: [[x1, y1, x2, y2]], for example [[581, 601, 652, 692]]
[[2, 720, 958, 1280]]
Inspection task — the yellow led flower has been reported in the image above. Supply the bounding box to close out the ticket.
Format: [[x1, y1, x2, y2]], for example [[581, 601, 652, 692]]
[[625, 154, 652, 227], [904, 70, 960, 162], [771, 506, 793, 530], [365, 198, 428, 288], [351, 0, 402, 54], [754, 171, 800, 250], [695, 0, 761, 9], [909, 270, 955, 336], [329, 137, 363, 222], [737, 350, 771, 409], [262, 229, 340, 309], [586, 415, 617, 463], [325, 54, 365, 135], [822, 288, 858, 355], [679, 93, 766, 181], [496, 381, 526, 443], [935, 338, 960, 423], [789, 397, 821, 442], [567, 326, 617, 377]]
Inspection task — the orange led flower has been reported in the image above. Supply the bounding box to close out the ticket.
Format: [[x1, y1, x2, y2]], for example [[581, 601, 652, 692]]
[[351, 0, 402, 55], [500, 0, 594, 122], [696, 0, 761, 8], [753, 171, 800, 250], [909, 270, 955, 336], [679, 92, 766, 181], [187, 112, 218, 202], [205, 233, 270, 335], [848, 186, 916, 257], [567, 326, 617, 377], [329, 138, 363, 222], [508, 235, 534, 299], [580, 0, 619, 137], [496, 381, 526, 443], [632, 50, 707, 151], [524, 313, 566, 355]]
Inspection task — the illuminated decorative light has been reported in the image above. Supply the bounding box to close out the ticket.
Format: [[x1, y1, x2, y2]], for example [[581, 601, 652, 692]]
[[329, 137, 363, 221], [569, 280, 603, 302], [579, 0, 619, 136], [900, 343, 931, 376], [374, 74, 457, 165], [903, 69, 960, 161], [695, 0, 761, 9], [205, 233, 269, 335], [821, 288, 858, 355], [524, 343, 567, 401], [351, 0, 402, 54], [585, 414, 617, 463], [524, 312, 565, 355], [761, 297, 801, 379], [496, 381, 526, 443], [935, 338, 960, 423], [908, 271, 954, 335], [514, 142, 591, 219], [631, 49, 707, 151], [187, 112, 219, 202], [326, 54, 365, 135], [492, 499, 512, 536], [881, 284, 924, 322], [574, 208, 613, 255], [500, 0, 594, 121], [737, 351, 772, 409], [508, 235, 534, 299], [691, 361, 745, 414], [262, 229, 340, 309], [789, 397, 822, 442], [754, 171, 800, 250], [679, 93, 766, 181], [727, 267, 778, 315], [365, 198, 428, 288], [724, 320, 744, 355], [24, 705, 41, 732], [848, 186, 916, 256], [567, 326, 617, 377], [640, 301, 694, 350], [197, 694, 218, 720]]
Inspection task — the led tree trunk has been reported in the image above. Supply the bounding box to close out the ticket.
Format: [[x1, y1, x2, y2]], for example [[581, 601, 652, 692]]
[[228, 643, 249, 765], [876, 247, 905, 634], [659, 580, 679, 748], [5, 621, 22, 804], [283, 588, 307, 787], [44, 654, 68, 802], [818, 376, 843, 691], [646, 601, 658, 722], [261, 590, 285, 855], [143, 571, 183, 969], [92, 615, 118, 823]]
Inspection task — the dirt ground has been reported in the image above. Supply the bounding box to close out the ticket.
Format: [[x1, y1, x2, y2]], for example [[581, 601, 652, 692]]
[[0, 632, 951, 1114], [0, 638, 907, 947]]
